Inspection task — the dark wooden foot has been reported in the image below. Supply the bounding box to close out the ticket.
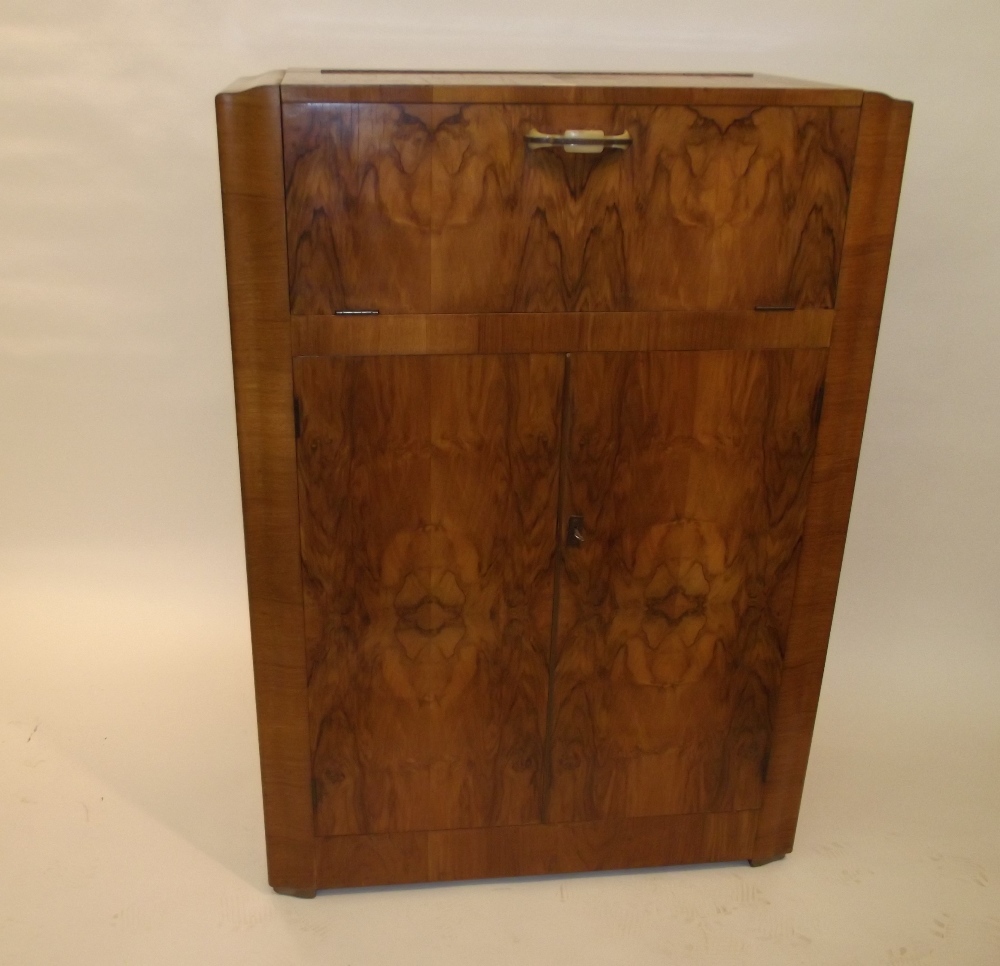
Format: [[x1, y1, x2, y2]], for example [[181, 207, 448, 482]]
[[273, 885, 317, 898], [749, 853, 786, 868]]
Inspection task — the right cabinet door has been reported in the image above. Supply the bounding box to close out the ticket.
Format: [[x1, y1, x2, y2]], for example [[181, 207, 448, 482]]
[[548, 349, 827, 823]]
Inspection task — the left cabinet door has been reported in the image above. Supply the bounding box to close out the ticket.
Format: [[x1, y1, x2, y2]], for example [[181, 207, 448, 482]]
[[294, 353, 564, 836]]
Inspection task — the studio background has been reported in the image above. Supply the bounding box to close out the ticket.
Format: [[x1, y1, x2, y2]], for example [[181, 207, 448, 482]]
[[2, 2, 998, 963]]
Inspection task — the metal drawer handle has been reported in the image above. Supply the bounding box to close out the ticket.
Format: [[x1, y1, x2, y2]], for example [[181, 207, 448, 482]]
[[525, 128, 632, 154]]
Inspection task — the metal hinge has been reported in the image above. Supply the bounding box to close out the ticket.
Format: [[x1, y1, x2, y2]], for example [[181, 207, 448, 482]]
[[334, 309, 379, 315], [293, 396, 301, 438]]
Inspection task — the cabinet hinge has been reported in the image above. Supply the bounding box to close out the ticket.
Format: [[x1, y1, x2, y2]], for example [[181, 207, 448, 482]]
[[293, 396, 301, 439]]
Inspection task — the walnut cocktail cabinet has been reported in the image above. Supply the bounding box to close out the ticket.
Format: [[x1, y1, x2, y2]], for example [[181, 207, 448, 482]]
[[216, 70, 910, 896]]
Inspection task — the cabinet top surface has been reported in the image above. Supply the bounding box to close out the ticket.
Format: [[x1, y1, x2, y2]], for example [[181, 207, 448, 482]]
[[267, 69, 865, 106]]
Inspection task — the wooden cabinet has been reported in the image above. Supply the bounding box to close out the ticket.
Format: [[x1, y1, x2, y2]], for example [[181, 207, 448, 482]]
[[216, 70, 911, 895]]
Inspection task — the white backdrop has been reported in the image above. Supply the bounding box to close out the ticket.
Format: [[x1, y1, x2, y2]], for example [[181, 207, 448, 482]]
[[2, 2, 998, 963]]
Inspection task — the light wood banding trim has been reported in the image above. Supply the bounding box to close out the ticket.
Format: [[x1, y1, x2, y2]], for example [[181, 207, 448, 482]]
[[751, 93, 912, 863]]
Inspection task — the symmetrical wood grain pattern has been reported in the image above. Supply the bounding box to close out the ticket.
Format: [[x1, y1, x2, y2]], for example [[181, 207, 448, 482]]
[[550, 350, 827, 823], [215, 77, 316, 890], [284, 103, 858, 315], [281, 71, 864, 107], [292, 309, 835, 357], [218, 73, 910, 893], [294, 354, 563, 835], [751, 93, 912, 864], [313, 810, 757, 889]]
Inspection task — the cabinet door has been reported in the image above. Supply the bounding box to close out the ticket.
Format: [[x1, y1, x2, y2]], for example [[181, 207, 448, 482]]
[[294, 353, 563, 835], [283, 103, 858, 315], [548, 349, 827, 823]]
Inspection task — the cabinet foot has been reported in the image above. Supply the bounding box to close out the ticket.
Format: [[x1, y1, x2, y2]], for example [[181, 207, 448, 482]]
[[749, 853, 786, 868], [273, 886, 317, 898]]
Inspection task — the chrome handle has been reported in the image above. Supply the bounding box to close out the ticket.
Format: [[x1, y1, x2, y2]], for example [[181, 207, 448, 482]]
[[525, 128, 632, 155]]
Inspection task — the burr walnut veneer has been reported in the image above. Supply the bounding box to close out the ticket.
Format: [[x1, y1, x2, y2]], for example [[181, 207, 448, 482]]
[[216, 70, 910, 895]]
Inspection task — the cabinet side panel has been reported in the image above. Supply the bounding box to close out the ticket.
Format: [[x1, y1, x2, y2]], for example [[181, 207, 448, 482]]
[[216, 82, 316, 891], [752, 93, 912, 862]]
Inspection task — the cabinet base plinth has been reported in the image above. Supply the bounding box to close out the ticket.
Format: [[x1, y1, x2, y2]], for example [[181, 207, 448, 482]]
[[749, 852, 786, 868]]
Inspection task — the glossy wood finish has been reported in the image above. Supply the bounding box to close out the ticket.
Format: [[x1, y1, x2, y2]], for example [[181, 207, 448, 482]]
[[751, 93, 912, 864], [292, 309, 835, 357], [217, 73, 910, 893], [282, 71, 864, 107], [215, 77, 316, 890], [295, 354, 563, 835], [550, 350, 826, 823], [283, 103, 432, 316], [284, 103, 858, 315]]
